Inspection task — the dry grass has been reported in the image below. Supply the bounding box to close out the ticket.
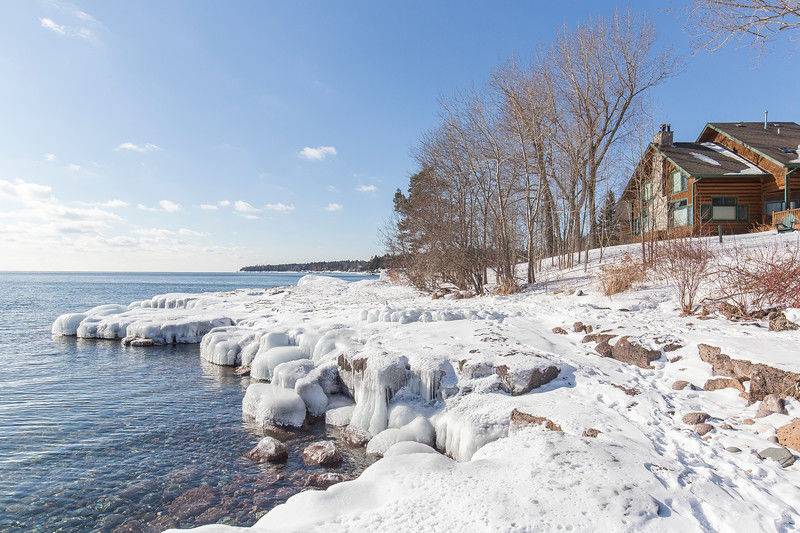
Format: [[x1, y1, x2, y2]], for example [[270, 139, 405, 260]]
[[495, 278, 520, 295], [599, 253, 646, 296], [749, 223, 774, 233]]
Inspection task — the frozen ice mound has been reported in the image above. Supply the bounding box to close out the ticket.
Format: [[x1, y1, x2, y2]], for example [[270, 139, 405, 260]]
[[251, 346, 307, 381], [51, 304, 128, 336], [432, 394, 511, 461], [242, 382, 306, 428], [366, 416, 435, 455], [200, 326, 264, 366], [325, 404, 355, 427], [382, 441, 439, 457], [273, 359, 315, 389], [340, 351, 410, 436]]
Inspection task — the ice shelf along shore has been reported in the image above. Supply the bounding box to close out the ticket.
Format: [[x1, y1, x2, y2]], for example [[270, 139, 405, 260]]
[[52, 232, 800, 532]]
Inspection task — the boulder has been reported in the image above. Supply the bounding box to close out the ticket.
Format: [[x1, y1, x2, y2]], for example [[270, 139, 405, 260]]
[[341, 427, 370, 447], [757, 446, 796, 467], [694, 423, 714, 436], [582, 428, 601, 438], [776, 419, 800, 452], [769, 312, 799, 332], [756, 394, 788, 418], [582, 333, 615, 344], [611, 383, 639, 396], [456, 360, 495, 379], [610, 337, 661, 369], [495, 364, 559, 395], [682, 412, 710, 425], [302, 441, 342, 467], [703, 377, 745, 394], [672, 380, 690, 391], [245, 436, 288, 464], [304, 472, 349, 489], [662, 343, 683, 352], [573, 321, 592, 333], [551, 327, 568, 335], [242, 383, 307, 428], [697, 344, 800, 402], [725, 446, 742, 453], [510, 408, 562, 432]]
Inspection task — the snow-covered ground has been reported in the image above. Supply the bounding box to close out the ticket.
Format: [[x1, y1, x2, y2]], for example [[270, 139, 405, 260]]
[[53, 231, 800, 532]]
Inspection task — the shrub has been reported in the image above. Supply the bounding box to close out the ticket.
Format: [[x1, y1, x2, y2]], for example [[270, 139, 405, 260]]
[[654, 236, 714, 314], [710, 243, 800, 316], [599, 253, 646, 296]]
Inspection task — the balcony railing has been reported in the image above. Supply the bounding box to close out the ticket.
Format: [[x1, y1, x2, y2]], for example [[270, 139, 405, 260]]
[[772, 208, 800, 228]]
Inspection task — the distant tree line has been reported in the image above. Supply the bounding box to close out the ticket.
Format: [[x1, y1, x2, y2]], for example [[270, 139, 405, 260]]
[[387, 12, 674, 294], [240, 255, 391, 272]]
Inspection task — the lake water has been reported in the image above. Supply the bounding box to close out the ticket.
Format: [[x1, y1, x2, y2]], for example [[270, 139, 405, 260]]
[[0, 272, 375, 533]]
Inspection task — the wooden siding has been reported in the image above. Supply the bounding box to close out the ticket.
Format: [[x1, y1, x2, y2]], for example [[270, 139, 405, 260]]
[[692, 177, 762, 235]]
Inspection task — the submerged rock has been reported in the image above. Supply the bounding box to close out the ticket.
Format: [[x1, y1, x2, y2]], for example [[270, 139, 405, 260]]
[[245, 436, 288, 464], [302, 441, 342, 467], [305, 472, 349, 489]]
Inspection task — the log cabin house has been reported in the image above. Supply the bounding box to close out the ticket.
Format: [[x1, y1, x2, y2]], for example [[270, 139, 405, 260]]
[[620, 121, 800, 238]]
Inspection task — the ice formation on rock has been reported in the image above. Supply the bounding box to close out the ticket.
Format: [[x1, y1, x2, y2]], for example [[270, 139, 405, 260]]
[[200, 326, 263, 366], [242, 383, 307, 428], [51, 304, 128, 336], [382, 441, 440, 457], [272, 359, 315, 389], [366, 416, 435, 455], [250, 346, 307, 381]]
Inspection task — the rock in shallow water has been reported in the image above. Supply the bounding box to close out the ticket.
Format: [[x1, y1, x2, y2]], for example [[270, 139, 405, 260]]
[[245, 436, 288, 464], [302, 441, 342, 467], [304, 472, 350, 489]]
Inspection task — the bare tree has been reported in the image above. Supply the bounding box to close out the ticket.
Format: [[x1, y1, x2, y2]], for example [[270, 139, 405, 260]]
[[691, 0, 800, 49]]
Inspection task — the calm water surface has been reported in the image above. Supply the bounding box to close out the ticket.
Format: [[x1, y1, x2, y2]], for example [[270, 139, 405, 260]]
[[0, 272, 374, 532]]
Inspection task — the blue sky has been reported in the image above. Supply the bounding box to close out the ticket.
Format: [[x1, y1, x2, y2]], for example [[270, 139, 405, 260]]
[[1, 0, 798, 271]]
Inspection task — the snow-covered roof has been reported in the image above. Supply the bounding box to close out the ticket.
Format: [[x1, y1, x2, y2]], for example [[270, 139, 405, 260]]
[[705, 121, 800, 168], [660, 141, 769, 178]]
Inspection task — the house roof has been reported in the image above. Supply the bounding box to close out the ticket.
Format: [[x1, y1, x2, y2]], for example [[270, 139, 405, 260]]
[[660, 141, 769, 178], [703, 121, 800, 168]]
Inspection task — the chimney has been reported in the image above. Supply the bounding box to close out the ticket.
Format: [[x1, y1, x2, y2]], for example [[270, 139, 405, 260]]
[[764, 110, 769, 130], [653, 123, 673, 147]]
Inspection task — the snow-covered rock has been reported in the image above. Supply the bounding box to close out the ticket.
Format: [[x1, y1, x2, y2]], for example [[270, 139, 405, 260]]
[[51, 304, 128, 336], [343, 352, 410, 436], [366, 416, 435, 455], [200, 326, 263, 366], [325, 404, 354, 427], [272, 359, 315, 389], [251, 346, 308, 381], [382, 441, 440, 457], [242, 383, 306, 428]]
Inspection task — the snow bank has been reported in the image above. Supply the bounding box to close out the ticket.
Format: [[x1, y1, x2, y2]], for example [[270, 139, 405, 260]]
[[366, 416, 435, 455], [359, 305, 505, 324]]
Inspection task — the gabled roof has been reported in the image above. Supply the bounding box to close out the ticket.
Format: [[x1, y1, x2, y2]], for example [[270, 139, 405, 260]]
[[660, 141, 768, 178], [702, 122, 800, 169]]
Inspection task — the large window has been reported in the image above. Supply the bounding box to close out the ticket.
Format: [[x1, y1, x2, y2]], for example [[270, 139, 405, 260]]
[[765, 200, 785, 217], [671, 171, 687, 194], [702, 197, 749, 222]]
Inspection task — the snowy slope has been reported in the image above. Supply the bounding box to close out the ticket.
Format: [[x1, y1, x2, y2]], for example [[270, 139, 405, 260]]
[[53, 232, 800, 532]]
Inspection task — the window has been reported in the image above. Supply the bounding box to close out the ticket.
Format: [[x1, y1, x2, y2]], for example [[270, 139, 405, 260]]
[[765, 200, 785, 217], [671, 171, 687, 194], [642, 181, 653, 201], [671, 200, 689, 226], [707, 197, 748, 221]]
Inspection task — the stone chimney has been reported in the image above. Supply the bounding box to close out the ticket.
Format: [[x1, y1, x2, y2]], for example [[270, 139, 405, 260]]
[[653, 123, 673, 147]]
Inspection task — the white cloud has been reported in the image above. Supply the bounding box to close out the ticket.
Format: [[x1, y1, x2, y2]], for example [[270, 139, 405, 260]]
[[67, 163, 81, 172], [199, 203, 219, 210], [264, 202, 295, 213], [44, 153, 57, 162], [233, 200, 260, 214], [158, 200, 181, 212], [0, 179, 53, 201], [326, 185, 339, 193], [116, 142, 161, 153], [324, 202, 343, 212], [298, 145, 337, 160], [40, 18, 66, 35], [218, 200, 231, 207], [241, 214, 260, 220], [100, 199, 128, 208], [356, 184, 378, 193], [137, 200, 182, 213], [75, 10, 96, 22]]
